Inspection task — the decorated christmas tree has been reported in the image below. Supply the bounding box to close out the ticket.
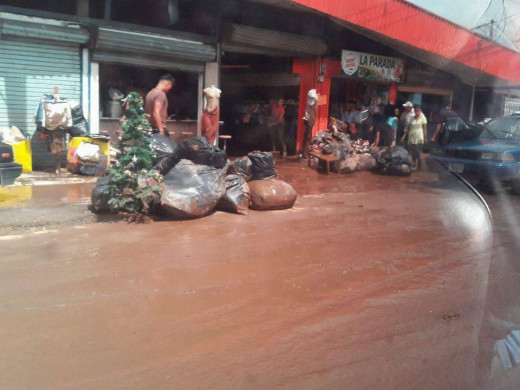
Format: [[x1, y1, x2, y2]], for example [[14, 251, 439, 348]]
[[105, 92, 162, 215]]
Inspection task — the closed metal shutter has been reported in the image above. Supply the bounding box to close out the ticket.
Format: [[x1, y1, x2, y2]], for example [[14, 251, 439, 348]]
[[94, 27, 216, 71], [0, 37, 81, 169]]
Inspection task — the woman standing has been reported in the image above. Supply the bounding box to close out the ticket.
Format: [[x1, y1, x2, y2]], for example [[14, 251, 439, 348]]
[[401, 104, 427, 170]]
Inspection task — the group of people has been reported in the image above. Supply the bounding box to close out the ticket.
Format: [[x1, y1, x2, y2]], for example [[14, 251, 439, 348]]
[[324, 99, 458, 170], [143, 75, 458, 171]]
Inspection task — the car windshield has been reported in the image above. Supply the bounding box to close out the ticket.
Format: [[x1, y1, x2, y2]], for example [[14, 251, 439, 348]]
[[481, 116, 520, 140]]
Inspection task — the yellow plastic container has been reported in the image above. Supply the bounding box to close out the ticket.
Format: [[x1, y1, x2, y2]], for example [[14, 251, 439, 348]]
[[67, 136, 110, 173], [11, 140, 32, 173]]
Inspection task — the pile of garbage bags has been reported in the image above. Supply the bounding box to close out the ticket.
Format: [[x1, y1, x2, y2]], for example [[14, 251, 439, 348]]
[[309, 130, 376, 174], [308, 126, 413, 176], [92, 137, 297, 219]]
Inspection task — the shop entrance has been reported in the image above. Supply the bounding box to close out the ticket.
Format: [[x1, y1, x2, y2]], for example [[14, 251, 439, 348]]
[[329, 77, 391, 121], [219, 53, 300, 156], [98, 63, 200, 140]]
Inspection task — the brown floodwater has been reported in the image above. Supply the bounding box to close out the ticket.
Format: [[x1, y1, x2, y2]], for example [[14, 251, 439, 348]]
[[2, 159, 518, 389]]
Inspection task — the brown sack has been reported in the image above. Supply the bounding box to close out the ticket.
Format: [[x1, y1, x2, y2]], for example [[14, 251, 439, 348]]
[[249, 179, 297, 211]]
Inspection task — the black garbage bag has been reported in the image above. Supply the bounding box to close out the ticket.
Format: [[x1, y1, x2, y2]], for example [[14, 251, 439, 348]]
[[228, 156, 253, 182], [70, 105, 89, 137], [217, 174, 250, 215], [160, 159, 228, 219], [375, 146, 412, 176], [155, 136, 227, 175], [177, 136, 227, 168], [247, 151, 277, 180], [151, 133, 174, 163], [438, 118, 482, 146], [90, 175, 112, 213]]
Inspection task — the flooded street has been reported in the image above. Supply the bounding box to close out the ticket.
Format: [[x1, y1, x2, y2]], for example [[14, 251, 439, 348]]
[[1, 160, 518, 389]]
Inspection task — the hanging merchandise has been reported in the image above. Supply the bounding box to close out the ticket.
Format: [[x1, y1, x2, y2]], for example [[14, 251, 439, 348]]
[[43, 100, 73, 130]]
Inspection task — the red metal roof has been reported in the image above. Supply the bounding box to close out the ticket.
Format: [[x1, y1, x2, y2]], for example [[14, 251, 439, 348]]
[[288, 0, 520, 86]]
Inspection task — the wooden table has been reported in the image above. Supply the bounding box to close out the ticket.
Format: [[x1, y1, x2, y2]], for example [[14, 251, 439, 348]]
[[308, 150, 339, 174]]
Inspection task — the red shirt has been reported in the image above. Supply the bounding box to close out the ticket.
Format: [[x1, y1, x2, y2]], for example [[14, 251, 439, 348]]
[[269, 104, 285, 124]]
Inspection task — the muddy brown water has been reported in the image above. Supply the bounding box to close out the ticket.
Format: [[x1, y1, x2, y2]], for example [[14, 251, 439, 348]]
[[1, 160, 519, 389]]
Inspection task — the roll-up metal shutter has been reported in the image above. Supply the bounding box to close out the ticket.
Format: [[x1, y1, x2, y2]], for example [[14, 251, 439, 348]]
[[226, 24, 327, 57], [95, 28, 216, 64], [222, 73, 301, 89], [92, 51, 204, 73], [0, 18, 89, 44], [0, 37, 81, 170]]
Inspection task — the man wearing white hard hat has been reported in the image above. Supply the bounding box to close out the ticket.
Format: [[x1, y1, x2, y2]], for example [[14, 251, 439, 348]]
[[398, 101, 415, 144]]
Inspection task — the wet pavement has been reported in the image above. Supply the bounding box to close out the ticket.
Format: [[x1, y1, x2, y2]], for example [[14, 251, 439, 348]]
[[1, 159, 519, 389]]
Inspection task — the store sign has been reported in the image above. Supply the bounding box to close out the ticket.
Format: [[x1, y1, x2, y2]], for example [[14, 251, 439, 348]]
[[341, 50, 404, 82]]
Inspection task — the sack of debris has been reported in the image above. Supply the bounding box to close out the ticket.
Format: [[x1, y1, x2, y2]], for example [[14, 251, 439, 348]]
[[151, 133, 174, 163], [155, 136, 227, 175], [91, 175, 112, 213], [217, 174, 250, 215], [248, 179, 297, 211], [338, 153, 377, 174], [247, 151, 277, 180], [178, 137, 227, 168], [228, 156, 253, 181], [374, 146, 412, 176], [160, 159, 228, 219], [68, 137, 110, 176]]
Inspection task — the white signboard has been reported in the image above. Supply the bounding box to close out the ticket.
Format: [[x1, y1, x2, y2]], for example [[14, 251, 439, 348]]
[[341, 50, 404, 82]]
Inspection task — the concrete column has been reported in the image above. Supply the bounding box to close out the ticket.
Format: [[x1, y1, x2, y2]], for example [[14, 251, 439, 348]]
[[90, 62, 100, 134]]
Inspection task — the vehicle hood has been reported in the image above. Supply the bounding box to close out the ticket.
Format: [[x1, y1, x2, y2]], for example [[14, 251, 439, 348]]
[[444, 138, 520, 154]]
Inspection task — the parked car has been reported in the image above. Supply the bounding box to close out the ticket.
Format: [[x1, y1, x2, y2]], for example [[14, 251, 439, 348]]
[[427, 114, 520, 193], [0, 141, 23, 186]]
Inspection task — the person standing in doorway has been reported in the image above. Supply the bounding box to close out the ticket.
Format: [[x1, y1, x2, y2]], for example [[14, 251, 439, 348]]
[[430, 102, 458, 143], [398, 101, 414, 144], [402, 104, 427, 170], [302, 89, 318, 158], [145, 74, 175, 137], [268, 98, 287, 157]]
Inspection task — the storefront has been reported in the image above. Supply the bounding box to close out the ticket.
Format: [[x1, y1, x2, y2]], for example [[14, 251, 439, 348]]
[[219, 23, 327, 155], [91, 27, 216, 140], [0, 12, 89, 170], [329, 50, 404, 117]]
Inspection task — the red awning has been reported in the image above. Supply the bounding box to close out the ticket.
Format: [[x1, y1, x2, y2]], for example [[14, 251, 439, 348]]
[[288, 0, 520, 86]]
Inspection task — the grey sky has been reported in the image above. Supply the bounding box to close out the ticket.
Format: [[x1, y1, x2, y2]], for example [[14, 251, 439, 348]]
[[408, 0, 520, 49]]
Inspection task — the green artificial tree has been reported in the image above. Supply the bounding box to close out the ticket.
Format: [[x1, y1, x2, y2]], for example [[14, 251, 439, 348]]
[[105, 92, 162, 216]]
